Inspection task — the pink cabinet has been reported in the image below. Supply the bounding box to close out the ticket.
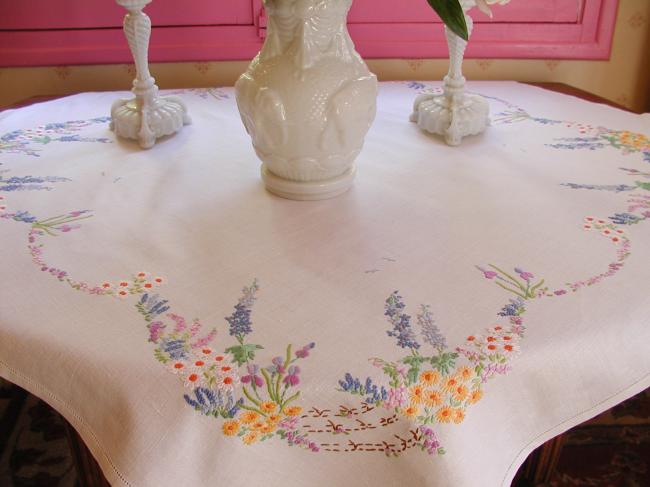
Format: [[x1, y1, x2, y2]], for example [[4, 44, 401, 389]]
[[0, 0, 618, 66]]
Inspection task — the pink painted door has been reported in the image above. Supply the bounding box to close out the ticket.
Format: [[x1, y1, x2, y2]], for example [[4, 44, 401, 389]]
[[346, 0, 616, 60], [0, 0, 618, 66]]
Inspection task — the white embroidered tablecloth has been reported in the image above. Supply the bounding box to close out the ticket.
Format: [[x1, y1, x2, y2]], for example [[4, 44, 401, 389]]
[[0, 82, 649, 487]]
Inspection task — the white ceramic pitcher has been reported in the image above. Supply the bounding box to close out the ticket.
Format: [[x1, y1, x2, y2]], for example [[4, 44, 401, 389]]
[[236, 0, 378, 200]]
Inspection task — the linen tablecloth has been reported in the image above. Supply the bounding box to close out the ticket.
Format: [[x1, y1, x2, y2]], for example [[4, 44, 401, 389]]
[[0, 82, 649, 487]]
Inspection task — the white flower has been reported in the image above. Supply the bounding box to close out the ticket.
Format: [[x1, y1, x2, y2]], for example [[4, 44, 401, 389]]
[[475, 0, 511, 18], [115, 289, 129, 299], [183, 371, 203, 388], [216, 373, 240, 392], [169, 361, 188, 374]]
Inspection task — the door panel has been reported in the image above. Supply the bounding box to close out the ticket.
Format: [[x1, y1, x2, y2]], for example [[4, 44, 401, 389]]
[[0, 0, 254, 30], [348, 0, 582, 24]]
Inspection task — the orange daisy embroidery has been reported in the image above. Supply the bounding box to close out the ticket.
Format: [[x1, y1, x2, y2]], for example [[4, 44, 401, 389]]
[[468, 389, 483, 404], [222, 420, 239, 436], [284, 406, 303, 416], [457, 366, 473, 381], [452, 385, 469, 402], [436, 406, 453, 423], [267, 414, 282, 424], [424, 390, 443, 408], [420, 369, 440, 386], [240, 411, 259, 424], [452, 408, 465, 424], [243, 432, 259, 445], [261, 401, 277, 413], [409, 384, 425, 404], [403, 404, 419, 418], [442, 376, 460, 392]]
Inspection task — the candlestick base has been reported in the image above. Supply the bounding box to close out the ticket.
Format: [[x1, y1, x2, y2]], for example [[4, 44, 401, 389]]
[[111, 89, 191, 149], [410, 91, 489, 146]]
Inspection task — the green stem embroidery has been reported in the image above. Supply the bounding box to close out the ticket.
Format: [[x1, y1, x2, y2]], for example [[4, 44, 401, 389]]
[[529, 279, 545, 297], [281, 391, 300, 409], [494, 280, 527, 299], [239, 404, 265, 415], [261, 368, 276, 403], [242, 386, 262, 408], [488, 264, 523, 289]]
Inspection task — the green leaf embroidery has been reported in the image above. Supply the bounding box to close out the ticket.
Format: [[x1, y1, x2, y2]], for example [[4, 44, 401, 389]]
[[636, 181, 650, 191], [430, 352, 458, 375], [154, 349, 169, 364], [226, 343, 264, 366]]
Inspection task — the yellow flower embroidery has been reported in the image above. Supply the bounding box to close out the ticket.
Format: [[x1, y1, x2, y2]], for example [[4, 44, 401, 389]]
[[452, 408, 465, 424], [403, 404, 420, 418], [261, 422, 277, 434], [409, 384, 425, 404], [456, 366, 474, 381], [267, 414, 282, 424], [284, 406, 303, 417], [423, 389, 443, 408], [243, 431, 260, 445], [240, 411, 260, 424], [222, 420, 240, 436], [261, 401, 277, 413], [442, 376, 460, 392], [452, 384, 469, 402], [436, 406, 453, 423], [468, 389, 483, 404], [419, 369, 440, 386]]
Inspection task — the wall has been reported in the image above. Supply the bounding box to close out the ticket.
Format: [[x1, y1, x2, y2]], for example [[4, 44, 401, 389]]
[[0, 0, 648, 112]]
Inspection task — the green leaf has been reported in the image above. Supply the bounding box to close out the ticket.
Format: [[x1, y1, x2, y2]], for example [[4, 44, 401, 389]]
[[402, 355, 426, 367], [383, 363, 400, 383], [406, 366, 421, 385], [226, 343, 263, 366], [430, 352, 458, 375], [426, 0, 468, 41], [636, 181, 650, 191], [154, 349, 169, 364]]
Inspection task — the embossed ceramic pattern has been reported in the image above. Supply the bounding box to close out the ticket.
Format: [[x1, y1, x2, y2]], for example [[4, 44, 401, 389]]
[[115, 0, 151, 10], [236, 0, 378, 200], [110, 0, 190, 149], [410, 0, 489, 146]]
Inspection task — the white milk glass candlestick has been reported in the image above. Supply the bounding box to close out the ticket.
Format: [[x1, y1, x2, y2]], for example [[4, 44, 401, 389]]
[[410, 0, 489, 146], [111, 0, 190, 149]]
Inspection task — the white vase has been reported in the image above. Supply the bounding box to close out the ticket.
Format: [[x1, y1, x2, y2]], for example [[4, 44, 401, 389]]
[[235, 0, 378, 200]]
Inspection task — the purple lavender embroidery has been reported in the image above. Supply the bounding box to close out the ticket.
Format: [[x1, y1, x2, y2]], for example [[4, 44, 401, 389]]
[[417, 304, 446, 352], [226, 280, 259, 339], [385, 291, 420, 350]]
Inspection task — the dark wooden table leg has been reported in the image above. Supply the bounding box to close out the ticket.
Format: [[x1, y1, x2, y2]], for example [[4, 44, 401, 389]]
[[512, 434, 567, 486]]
